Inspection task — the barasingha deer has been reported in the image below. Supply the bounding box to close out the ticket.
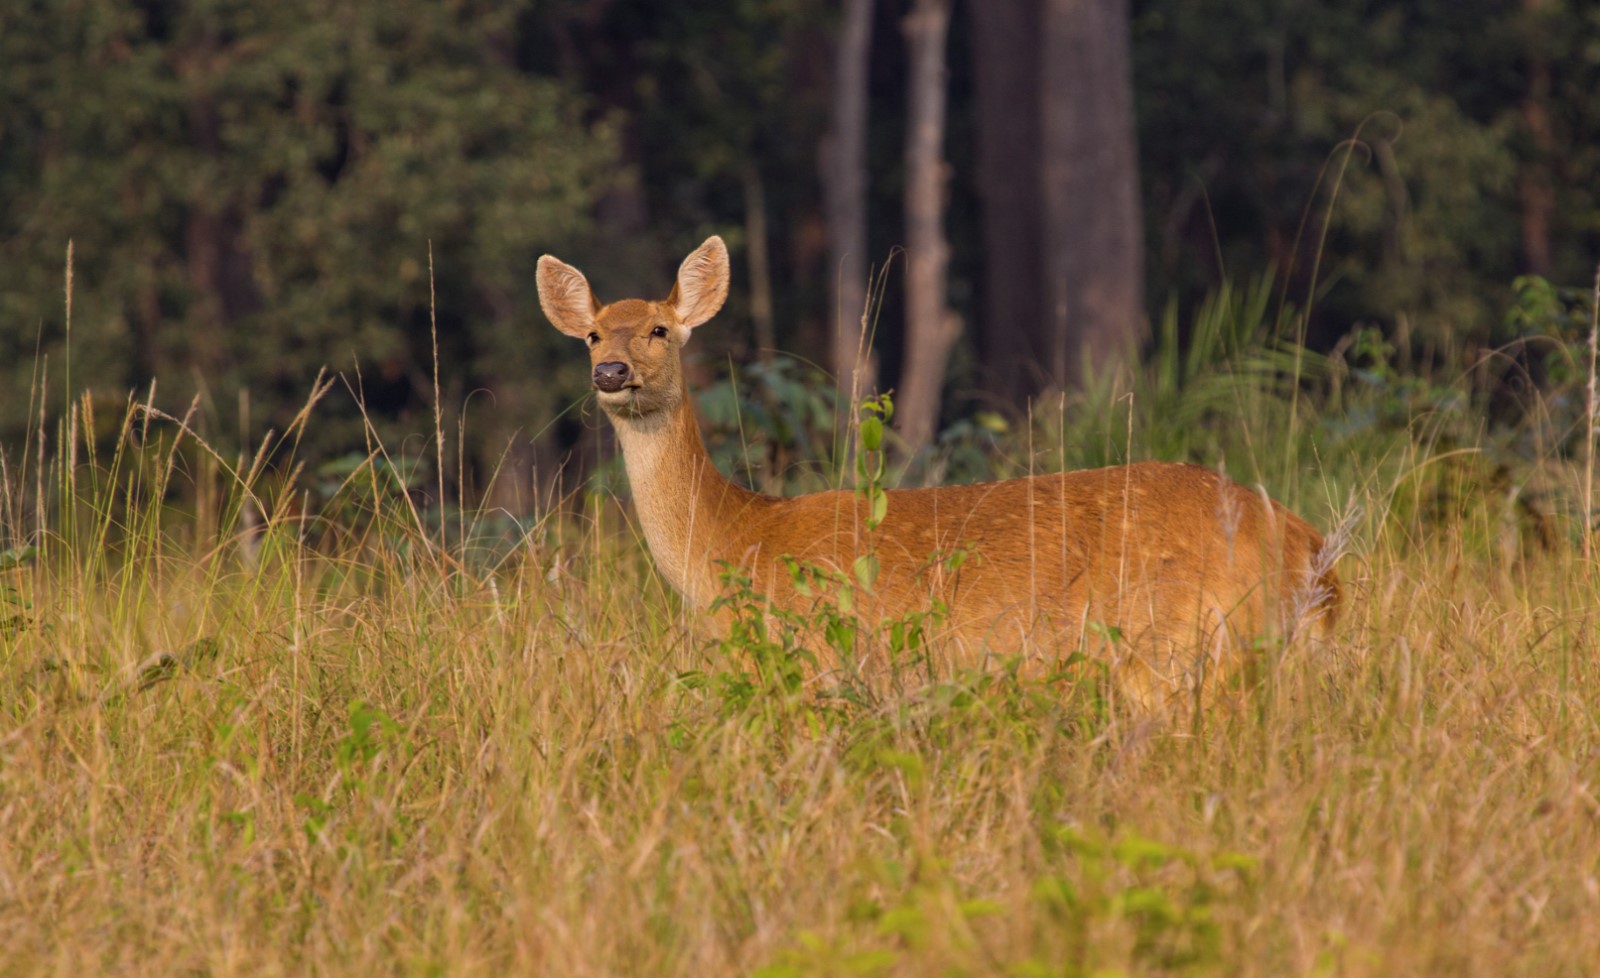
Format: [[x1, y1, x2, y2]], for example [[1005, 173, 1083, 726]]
[[537, 236, 1341, 709]]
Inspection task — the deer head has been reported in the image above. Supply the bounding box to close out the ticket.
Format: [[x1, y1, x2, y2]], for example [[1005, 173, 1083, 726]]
[[537, 236, 730, 419]]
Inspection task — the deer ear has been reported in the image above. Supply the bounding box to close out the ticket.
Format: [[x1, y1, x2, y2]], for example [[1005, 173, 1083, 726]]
[[666, 235, 729, 330], [537, 255, 600, 339]]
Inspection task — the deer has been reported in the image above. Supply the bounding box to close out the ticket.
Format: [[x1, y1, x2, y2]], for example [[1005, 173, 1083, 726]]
[[537, 236, 1341, 710]]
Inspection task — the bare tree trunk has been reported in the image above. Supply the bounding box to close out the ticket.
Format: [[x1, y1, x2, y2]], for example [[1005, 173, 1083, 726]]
[[742, 164, 776, 363], [1519, 0, 1555, 277], [823, 0, 876, 401], [174, 26, 261, 390], [971, 0, 1046, 406], [1040, 0, 1145, 387], [896, 0, 960, 456]]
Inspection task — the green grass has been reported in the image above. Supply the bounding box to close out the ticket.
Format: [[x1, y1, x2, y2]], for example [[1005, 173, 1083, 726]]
[[3, 295, 1600, 976]]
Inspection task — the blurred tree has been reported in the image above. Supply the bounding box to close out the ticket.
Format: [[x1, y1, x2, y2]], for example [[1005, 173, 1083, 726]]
[[0, 0, 616, 501], [1519, 0, 1556, 278], [896, 0, 960, 454], [528, 1, 830, 349], [824, 0, 877, 400], [1042, 0, 1146, 385], [965, 0, 1145, 405], [970, 0, 1045, 399]]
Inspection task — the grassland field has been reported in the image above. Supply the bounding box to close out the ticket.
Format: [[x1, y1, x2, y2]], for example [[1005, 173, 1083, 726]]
[[2, 331, 1599, 977]]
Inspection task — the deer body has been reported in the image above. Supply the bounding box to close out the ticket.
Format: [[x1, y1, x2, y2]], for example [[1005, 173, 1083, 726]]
[[539, 237, 1339, 706]]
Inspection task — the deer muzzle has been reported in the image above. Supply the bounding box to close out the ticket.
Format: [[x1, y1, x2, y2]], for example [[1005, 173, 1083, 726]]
[[593, 361, 632, 393]]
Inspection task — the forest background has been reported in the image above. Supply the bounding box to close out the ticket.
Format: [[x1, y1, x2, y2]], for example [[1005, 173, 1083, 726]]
[[3, 0, 1599, 505]]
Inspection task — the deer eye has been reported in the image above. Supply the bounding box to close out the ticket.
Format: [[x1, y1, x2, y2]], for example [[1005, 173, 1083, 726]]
[[650, 325, 669, 339], [586, 332, 599, 346]]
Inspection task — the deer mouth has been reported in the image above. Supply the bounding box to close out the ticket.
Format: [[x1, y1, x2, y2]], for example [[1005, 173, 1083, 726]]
[[595, 384, 651, 414]]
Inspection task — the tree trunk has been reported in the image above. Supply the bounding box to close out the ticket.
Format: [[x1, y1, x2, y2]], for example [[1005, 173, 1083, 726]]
[[176, 26, 260, 389], [1518, 0, 1555, 277], [823, 0, 876, 401], [742, 164, 776, 363], [1040, 0, 1145, 387], [896, 0, 960, 456], [970, 0, 1046, 406]]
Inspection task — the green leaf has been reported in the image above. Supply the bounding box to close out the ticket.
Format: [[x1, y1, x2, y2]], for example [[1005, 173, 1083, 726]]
[[674, 670, 710, 690], [859, 415, 883, 452], [958, 898, 1005, 919], [876, 904, 928, 946], [975, 411, 1009, 434], [1211, 851, 1259, 872], [825, 617, 856, 657], [869, 488, 889, 527], [876, 749, 925, 788], [852, 553, 879, 589], [0, 547, 38, 571], [1111, 835, 1181, 869], [1087, 621, 1124, 644]]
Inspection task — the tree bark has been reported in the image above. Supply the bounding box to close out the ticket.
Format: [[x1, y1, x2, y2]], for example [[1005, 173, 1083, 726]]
[[1518, 0, 1555, 277], [970, 0, 1046, 405], [896, 0, 960, 456], [742, 164, 776, 363], [178, 28, 259, 387], [823, 0, 876, 401], [1040, 0, 1145, 387]]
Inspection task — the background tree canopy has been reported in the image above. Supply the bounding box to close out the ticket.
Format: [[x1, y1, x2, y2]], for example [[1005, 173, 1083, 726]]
[[2, 0, 1598, 501], [1, 0, 618, 495]]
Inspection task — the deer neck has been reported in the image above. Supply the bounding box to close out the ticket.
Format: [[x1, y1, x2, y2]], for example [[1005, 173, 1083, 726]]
[[608, 395, 752, 607]]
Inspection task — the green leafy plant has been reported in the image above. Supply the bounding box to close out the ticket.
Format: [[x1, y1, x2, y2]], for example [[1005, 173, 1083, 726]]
[[0, 545, 36, 640], [1021, 826, 1252, 974], [678, 393, 957, 730], [292, 699, 411, 851], [755, 827, 1249, 977]]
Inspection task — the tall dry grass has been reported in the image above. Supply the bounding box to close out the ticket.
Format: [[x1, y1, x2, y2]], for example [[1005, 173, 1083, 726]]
[[3, 275, 1599, 977]]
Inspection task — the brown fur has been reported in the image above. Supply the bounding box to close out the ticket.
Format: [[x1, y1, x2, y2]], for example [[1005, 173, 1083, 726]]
[[538, 237, 1341, 708]]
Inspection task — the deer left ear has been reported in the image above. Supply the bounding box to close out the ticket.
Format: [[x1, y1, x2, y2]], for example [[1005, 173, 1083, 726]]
[[667, 236, 729, 331]]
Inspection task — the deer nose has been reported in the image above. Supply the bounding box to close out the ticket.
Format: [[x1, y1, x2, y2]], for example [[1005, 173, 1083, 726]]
[[592, 361, 632, 393]]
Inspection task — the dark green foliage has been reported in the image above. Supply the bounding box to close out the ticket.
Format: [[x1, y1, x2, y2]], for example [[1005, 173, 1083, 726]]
[[4, 0, 1600, 509], [1135, 0, 1600, 348], [0, 0, 616, 468], [696, 356, 843, 493]]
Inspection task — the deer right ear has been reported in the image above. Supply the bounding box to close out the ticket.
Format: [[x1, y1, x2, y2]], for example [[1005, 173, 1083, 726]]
[[537, 255, 601, 339]]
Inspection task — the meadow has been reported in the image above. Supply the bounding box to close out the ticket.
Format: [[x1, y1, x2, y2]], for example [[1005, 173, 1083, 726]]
[[2, 280, 1599, 977]]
